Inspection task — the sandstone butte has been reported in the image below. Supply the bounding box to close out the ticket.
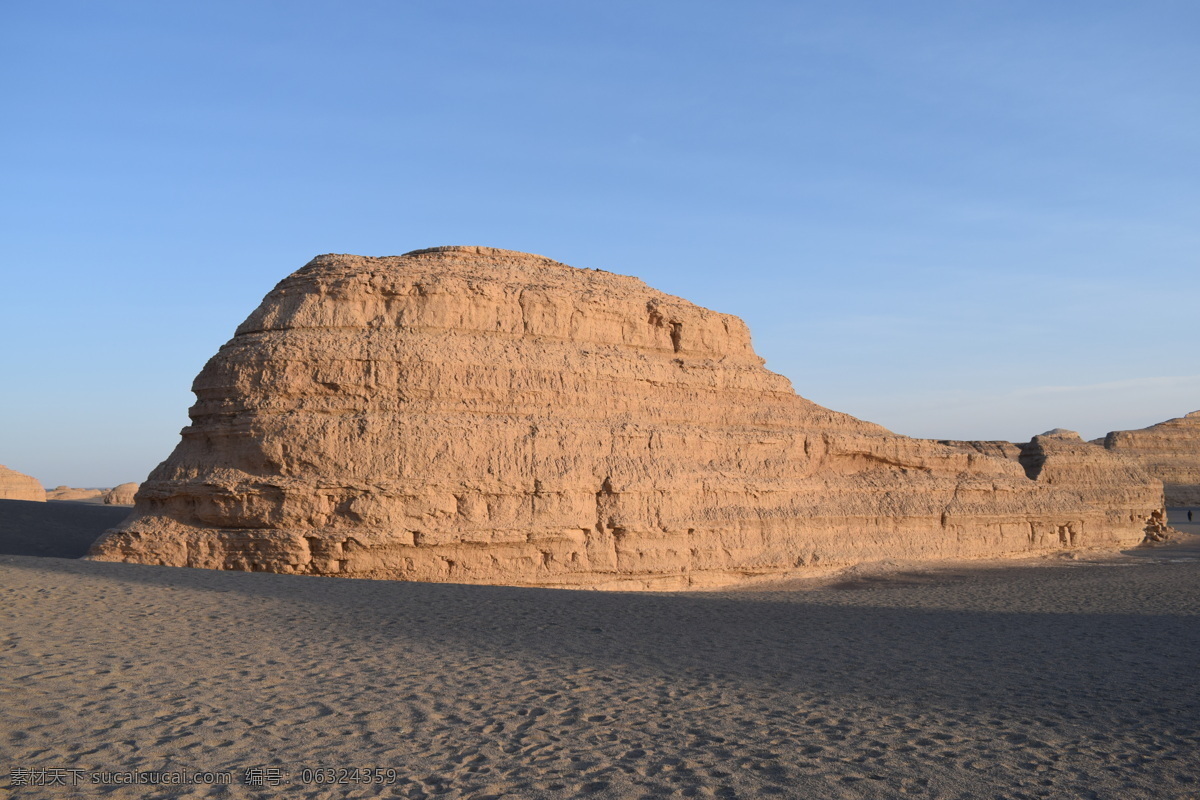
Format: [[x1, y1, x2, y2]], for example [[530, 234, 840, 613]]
[[1093, 411, 1200, 506], [88, 247, 1169, 589], [0, 465, 46, 502]]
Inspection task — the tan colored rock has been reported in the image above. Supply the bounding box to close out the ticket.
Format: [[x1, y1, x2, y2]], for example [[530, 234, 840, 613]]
[[102, 483, 139, 505], [936, 440, 1023, 462], [89, 247, 1164, 588], [1094, 412, 1200, 506], [46, 486, 106, 502], [944, 430, 1169, 543], [0, 465, 46, 502]]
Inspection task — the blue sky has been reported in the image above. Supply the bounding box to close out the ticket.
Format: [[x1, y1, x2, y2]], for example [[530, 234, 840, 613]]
[[2, 1, 1197, 487]]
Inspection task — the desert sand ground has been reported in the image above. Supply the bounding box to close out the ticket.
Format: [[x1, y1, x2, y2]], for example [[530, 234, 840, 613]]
[[2, 500, 1198, 799]]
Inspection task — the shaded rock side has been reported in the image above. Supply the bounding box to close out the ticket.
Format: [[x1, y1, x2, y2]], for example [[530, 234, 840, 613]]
[[102, 483, 140, 505], [0, 466, 46, 502], [89, 247, 1161, 589], [1094, 412, 1200, 506]]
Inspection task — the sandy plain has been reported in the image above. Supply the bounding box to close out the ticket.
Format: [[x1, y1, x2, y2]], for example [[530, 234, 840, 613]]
[[2, 500, 1198, 799]]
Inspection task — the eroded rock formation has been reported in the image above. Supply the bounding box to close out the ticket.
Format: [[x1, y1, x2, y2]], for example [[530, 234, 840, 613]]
[[1093, 412, 1200, 506], [102, 483, 140, 505], [0, 465, 46, 502], [89, 247, 1165, 588], [940, 430, 1171, 543], [46, 486, 106, 502]]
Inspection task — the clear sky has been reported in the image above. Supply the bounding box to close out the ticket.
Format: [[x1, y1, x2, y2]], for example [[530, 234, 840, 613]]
[[2, 1, 1198, 487]]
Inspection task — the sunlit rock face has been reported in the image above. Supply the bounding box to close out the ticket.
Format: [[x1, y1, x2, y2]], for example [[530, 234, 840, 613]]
[[89, 247, 1163, 588], [0, 465, 45, 502], [1094, 412, 1200, 506], [102, 483, 139, 505], [941, 430, 1169, 544]]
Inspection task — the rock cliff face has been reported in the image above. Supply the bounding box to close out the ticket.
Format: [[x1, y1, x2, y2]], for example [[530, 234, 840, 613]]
[[0, 466, 46, 502], [940, 431, 1170, 543], [89, 247, 1164, 588], [1094, 412, 1200, 506], [102, 483, 139, 505]]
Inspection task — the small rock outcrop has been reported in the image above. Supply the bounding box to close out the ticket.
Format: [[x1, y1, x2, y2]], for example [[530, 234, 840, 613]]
[[102, 483, 139, 505], [89, 247, 1166, 588], [46, 486, 106, 502], [0, 465, 46, 502], [1094, 412, 1200, 506]]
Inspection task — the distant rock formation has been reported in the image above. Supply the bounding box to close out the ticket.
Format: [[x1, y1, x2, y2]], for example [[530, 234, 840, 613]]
[[46, 486, 106, 502], [940, 430, 1171, 542], [0, 465, 46, 502], [102, 483, 139, 505], [1094, 411, 1200, 506], [89, 247, 1166, 588]]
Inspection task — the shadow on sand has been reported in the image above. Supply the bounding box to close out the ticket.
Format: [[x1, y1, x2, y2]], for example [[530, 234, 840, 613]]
[[2, 501, 1198, 727], [0, 498, 131, 558]]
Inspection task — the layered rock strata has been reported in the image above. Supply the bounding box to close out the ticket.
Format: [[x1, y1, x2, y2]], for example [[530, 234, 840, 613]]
[[89, 247, 1165, 588], [940, 431, 1170, 543], [0, 465, 46, 502], [1093, 412, 1200, 506]]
